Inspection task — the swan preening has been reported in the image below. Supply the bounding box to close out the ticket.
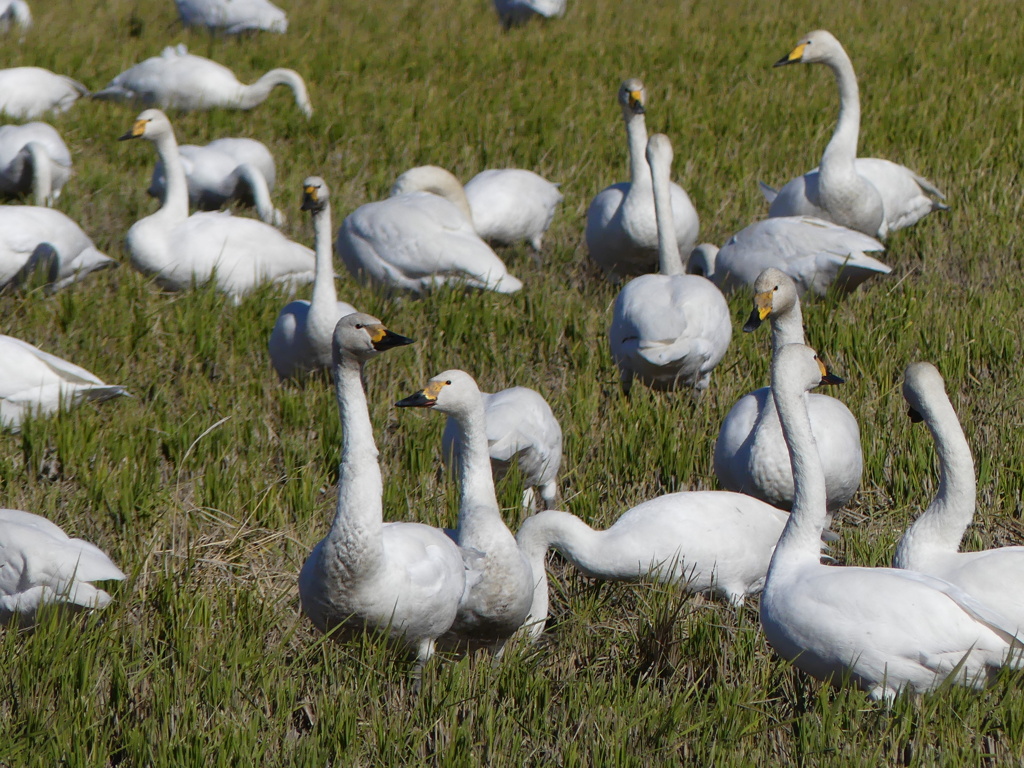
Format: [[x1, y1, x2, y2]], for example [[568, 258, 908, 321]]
[[120, 110, 316, 301], [337, 165, 522, 295], [175, 0, 288, 34], [894, 362, 1024, 636], [0, 67, 88, 120], [493, 0, 565, 28], [586, 78, 700, 280], [298, 314, 468, 681], [94, 45, 312, 118], [147, 136, 284, 226], [608, 134, 730, 394], [268, 177, 358, 380], [764, 30, 947, 239], [463, 169, 563, 253], [0, 0, 31, 32], [0, 508, 126, 625], [760, 344, 1023, 700], [0, 335, 128, 432], [0, 123, 72, 206], [714, 268, 863, 513]]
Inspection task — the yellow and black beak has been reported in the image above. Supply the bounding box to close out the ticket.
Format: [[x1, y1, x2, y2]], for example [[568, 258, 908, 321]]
[[301, 184, 322, 212], [628, 92, 645, 115], [774, 42, 807, 68], [118, 119, 148, 141], [395, 379, 446, 409], [816, 356, 844, 386], [743, 291, 773, 333], [368, 325, 414, 352]]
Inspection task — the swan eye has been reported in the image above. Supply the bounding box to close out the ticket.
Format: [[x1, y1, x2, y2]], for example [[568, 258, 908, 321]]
[[773, 285, 779, 292], [445, 380, 452, 385], [355, 323, 364, 329]]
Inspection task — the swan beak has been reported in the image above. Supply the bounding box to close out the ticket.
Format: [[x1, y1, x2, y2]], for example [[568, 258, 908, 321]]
[[628, 90, 645, 115], [816, 356, 844, 386], [743, 291, 773, 332], [742, 309, 762, 333], [300, 184, 322, 211], [396, 379, 447, 409], [774, 43, 807, 67], [907, 406, 924, 423], [369, 325, 414, 352], [118, 119, 148, 141]]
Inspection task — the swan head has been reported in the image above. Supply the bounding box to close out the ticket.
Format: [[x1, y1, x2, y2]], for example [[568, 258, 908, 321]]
[[686, 243, 719, 278], [395, 369, 480, 415], [774, 30, 842, 68], [743, 267, 799, 332], [902, 362, 944, 424], [645, 132, 673, 168], [119, 109, 175, 143], [331, 312, 413, 365], [772, 344, 845, 399], [301, 176, 330, 213], [618, 78, 646, 116]]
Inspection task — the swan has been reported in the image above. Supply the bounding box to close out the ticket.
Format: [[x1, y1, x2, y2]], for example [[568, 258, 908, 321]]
[[893, 362, 1024, 635], [0, 508, 126, 625], [175, 0, 287, 33], [516, 493, 793, 640], [440, 384, 562, 512], [608, 133, 731, 394], [0, 67, 87, 120], [397, 370, 534, 652], [763, 30, 946, 239], [493, 0, 565, 28], [463, 169, 563, 253], [0, 0, 30, 33], [119, 110, 316, 302], [93, 45, 312, 118], [0, 122, 72, 206], [585, 78, 700, 280], [337, 165, 522, 295], [713, 268, 862, 513], [0, 334, 128, 431], [0, 206, 115, 292], [298, 314, 469, 682], [685, 215, 890, 298], [759, 344, 1023, 701], [147, 136, 284, 226], [268, 177, 358, 380]]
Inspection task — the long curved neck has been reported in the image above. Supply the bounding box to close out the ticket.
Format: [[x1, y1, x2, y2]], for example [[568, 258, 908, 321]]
[[770, 303, 806, 353], [25, 142, 52, 206], [308, 201, 338, 318], [894, 394, 976, 567], [624, 111, 650, 187], [235, 163, 281, 225], [819, 47, 861, 177], [237, 69, 310, 115], [406, 171, 475, 226], [150, 129, 190, 222], [650, 152, 683, 276], [451, 398, 505, 549]]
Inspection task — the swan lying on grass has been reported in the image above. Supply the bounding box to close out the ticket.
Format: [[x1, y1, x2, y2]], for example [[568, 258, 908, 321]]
[[0, 67, 87, 119], [174, 0, 287, 33]]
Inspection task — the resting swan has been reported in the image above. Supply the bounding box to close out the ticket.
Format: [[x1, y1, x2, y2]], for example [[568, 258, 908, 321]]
[[397, 370, 534, 652], [0, 334, 128, 432], [0, 0, 31, 32], [0, 123, 72, 206], [586, 78, 700, 280], [94, 45, 312, 118], [685, 216, 889, 297], [893, 362, 1024, 635], [175, 0, 287, 33], [608, 134, 730, 394], [268, 177, 358, 380], [759, 344, 1022, 701], [120, 110, 316, 301], [0, 508, 126, 625], [0, 67, 87, 120], [147, 136, 284, 226], [763, 30, 946, 238], [298, 314, 469, 682], [493, 0, 565, 28], [463, 169, 563, 253], [337, 165, 522, 295], [713, 268, 862, 513]]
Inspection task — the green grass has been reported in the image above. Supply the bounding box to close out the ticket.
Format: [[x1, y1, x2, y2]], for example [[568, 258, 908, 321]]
[[3, 0, 1024, 764]]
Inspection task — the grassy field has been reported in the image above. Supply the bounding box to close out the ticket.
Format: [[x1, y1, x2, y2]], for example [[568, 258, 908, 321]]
[[3, 0, 1024, 764]]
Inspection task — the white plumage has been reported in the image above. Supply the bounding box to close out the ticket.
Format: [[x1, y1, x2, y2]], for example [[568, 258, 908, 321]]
[[463, 169, 563, 253], [0, 0, 31, 33], [174, 0, 287, 33], [493, 0, 565, 28], [0, 67, 87, 120], [0, 123, 72, 206]]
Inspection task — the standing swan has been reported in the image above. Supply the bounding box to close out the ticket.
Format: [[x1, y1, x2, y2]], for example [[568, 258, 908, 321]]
[[94, 45, 312, 118], [608, 134, 730, 394], [397, 370, 534, 652], [759, 344, 1022, 700], [764, 31, 946, 238], [119, 110, 316, 301], [298, 314, 469, 683], [586, 79, 700, 280], [268, 177, 358, 380], [0, 67, 87, 120], [894, 362, 1024, 635], [0, 123, 72, 206]]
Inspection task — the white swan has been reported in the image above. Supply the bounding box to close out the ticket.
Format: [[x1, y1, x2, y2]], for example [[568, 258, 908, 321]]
[[759, 344, 1022, 701], [0, 67, 87, 120], [0, 508, 126, 625], [268, 177, 358, 380], [440, 384, 562, 511], [764, 30, 946, 238], [463, 168, 563, 253], [0, 206, 115, 292], [119, 110, 316, 301], [337, 165, 522, 295], [894, 362, 1024, 635], [147, 136, 284, 226], [685, 215, 890, 297], [298, 314, 468, 681], [0, 334, 128, 431], [516, 493, 792, 640], [493, 0, 565, 28], [397, 370, 534, 651], [608, 134, 730, 394], [175, 0, 287, 33], [0, 0, 31, 33], [94, 45, 312, 118], [0, 122, 72, 206], [714, 268, 862, 513], [586, 78, 700, 280]]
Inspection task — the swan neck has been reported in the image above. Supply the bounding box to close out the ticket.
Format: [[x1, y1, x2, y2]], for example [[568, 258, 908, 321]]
[[451, 398, 503, 546], [625, 111, 650, 187], [239, 69, 309, 115], [651, 151, 684, 276], [152, 129, 190, 221], [770, 304, 806, 353], [309, 202, 338, 313], [820, 49, 861, 174], [235, 163, 278, 225], [25, 142, 52, 206]]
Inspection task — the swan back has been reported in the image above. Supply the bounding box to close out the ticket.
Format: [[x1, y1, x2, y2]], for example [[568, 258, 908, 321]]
[[0, 67, 87, 119]]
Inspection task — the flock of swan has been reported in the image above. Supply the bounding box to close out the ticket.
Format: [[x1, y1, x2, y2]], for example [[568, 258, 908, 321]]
[[5, 10, 1021, 706]]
